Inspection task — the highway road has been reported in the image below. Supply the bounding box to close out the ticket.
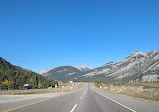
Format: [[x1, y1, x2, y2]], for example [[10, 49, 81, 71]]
[[1, 84, 159, 112]]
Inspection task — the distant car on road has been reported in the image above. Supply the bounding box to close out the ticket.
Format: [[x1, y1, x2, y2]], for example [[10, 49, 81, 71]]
[[48, 86, 52, 89], [24, 84, 32, 89]]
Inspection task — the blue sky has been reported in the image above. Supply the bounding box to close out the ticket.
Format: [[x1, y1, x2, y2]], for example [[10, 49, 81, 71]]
[[0, 0, 159, 73]]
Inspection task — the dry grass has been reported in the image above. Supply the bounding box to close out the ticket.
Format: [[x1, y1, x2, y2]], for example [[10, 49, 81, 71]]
[[93, 82, 159, 104], [58, 82, 73, 87], [0, 83, 85, 95], [135, 82, 159, 88]]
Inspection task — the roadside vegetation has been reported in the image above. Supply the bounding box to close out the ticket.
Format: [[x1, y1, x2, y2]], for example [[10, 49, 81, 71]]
[[58, 82, 73, 87], [0, 83, 84, 95], [93, 81, 159, 104]]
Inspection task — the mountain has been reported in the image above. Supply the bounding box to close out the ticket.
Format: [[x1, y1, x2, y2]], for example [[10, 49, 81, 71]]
[[0, 57, 57, 89], [41, 66, 83, 82], [77, 50, 159, 82], [39, 50, 159, 83], [39, 68, 52, 74], [75, 65, 94, 72]]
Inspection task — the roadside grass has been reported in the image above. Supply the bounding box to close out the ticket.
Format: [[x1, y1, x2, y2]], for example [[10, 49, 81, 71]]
[[92, 82, 159, 104], [58, 82, 73, 87], [133, 82, 159, 88], [0, 83, 85, 95], [142, 86, 154, 89]]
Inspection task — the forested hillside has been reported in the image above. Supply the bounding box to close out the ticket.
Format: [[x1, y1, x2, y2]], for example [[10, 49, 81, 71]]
[[0, 57, 57, 89]]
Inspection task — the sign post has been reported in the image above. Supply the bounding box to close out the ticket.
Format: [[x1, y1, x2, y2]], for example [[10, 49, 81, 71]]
[[62, 86, 64, 92], [55, 84, 57, 88]]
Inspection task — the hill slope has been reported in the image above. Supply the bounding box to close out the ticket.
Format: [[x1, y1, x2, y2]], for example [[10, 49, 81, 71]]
[[41, 66, 83, 82], [0, 57, 56, 89]]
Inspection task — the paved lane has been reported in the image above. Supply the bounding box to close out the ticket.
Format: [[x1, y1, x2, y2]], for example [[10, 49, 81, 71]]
[[75, 85, 132, 112]]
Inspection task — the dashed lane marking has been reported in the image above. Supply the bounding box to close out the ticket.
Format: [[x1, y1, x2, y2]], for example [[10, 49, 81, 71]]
[[70, 104, 77, 112]]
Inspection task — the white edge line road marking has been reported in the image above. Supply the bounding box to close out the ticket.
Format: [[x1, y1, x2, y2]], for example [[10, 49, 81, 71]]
[[92, 89, 136, 112], [70, 104, 77, 112]]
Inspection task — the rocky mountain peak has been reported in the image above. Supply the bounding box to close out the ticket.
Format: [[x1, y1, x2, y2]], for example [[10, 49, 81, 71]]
[[131, 51, 147, 57], [39, 68, 52, 74], [75, 65, 94, 72]]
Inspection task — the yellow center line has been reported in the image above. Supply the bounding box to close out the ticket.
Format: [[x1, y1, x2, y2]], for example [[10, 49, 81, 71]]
[[3, 93, 66, 112]]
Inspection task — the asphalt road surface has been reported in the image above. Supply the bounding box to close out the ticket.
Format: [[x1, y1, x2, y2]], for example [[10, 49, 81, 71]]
[[1, 84, 159, 112]]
